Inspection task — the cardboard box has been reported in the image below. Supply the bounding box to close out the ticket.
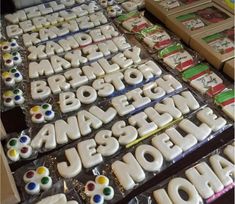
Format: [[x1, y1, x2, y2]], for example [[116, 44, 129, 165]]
[[145, 0, 211, 24], [1, 120, 7, 140], [223, 58, 234, 80], [190, 21, 234, 69], [213, 0, 234, 14], [165, 2, 234, 44], [0, 144, 21, 204]]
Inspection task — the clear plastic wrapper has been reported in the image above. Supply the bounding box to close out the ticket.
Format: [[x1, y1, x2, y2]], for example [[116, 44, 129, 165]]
[[2, 129, 38, 164], [12, 105, 231, 203], [128, 139, 235, 204], [114, 11, 152, 34]]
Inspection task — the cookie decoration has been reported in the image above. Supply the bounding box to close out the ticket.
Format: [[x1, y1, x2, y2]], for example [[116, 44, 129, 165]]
[[23, 166, 52, 195], [3, 51, 22, 67], [6, 135, 32, 161], [85, 175, 114, 204], [30, 103, 55, 123], [0, 39, 19, 52], [2, 67, 23, 86]]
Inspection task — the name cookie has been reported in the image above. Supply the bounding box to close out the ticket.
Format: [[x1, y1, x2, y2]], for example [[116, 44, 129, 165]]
[[159, 0, 180, 10], [2, 52, 22, 67], [2, 68, 23, 86], [121, 0, 144, 12], [215, 89, 235, 121], [85, 175, 114, 204], [6, 135, 32, 161], [5, 0, 86, 24], [159, 43, 194, 71], [36, 194, 78, 204], [3, 89, 25, 107], [30, 103, 55, 123], [182, 64, 225, 96], [23, 166, 52, 195], [7, 11, 108, 38]]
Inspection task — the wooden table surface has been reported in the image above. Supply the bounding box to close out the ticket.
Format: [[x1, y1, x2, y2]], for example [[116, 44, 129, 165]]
[[1, 8, 234, 204]]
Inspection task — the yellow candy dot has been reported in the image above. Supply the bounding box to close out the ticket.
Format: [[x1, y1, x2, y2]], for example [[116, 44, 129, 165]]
[[0, 41, 7, 46], [9, 149, 17, 157], [97, 176, 107, 184], [37, 167, 46, 175], [3, 53, 12, 60], [2, 72, 10, 78], [31, 106, 41, 113], [3, 90, 13, 97]]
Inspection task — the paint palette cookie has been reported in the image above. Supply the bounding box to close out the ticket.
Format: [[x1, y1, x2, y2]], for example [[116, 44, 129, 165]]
[[2, 67, 23, 86], [85, 175, 114, 204], [2, 51, 22, 67], [2, 88, 25, 107], [23, 166, 52, 195], [107, 5, 123, 17], [30, 103, 55, 123], [6, 135, 32, 161]]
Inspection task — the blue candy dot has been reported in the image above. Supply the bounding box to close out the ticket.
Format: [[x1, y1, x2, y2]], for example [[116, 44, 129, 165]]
[[45, 110, 52, 116], [13, 57, 18, 61], [93, 194, 101, 203], [14, 95, 21, 101], [14, 73, 20, 77], [11, 43, 16, 46], [19, 136, 27, 143], [27, 182, 36, 190]]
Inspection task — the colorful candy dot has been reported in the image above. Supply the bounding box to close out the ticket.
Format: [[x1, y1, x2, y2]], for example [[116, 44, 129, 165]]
[[10, 43, 16, 47], [19, 136, 28, 143], [4, 91, 13, 97], [26, 171, 34, 178], [35, 113, 42, 119], [87, 183, 95, 191], [27, 182, 36, 190], [9, 149, 17, 157], [11, 68, 16, 73], [31, 106, 40, 112], [12, 52, 17, 56], [45, 110, 52, 116], [14, 95, 21, 101], [103, 187, 111, 196], [41, 177, 49, 184], [9, 139, 17, 146], [6, 77, 12, 82], [97, 176, 107, 184], [42, 104, 49, 109], [3, 53, 11, 59], [2, 72, 10, 78], [37, 167, 46, 175], [14, 73, 20, 78], [5, 98, 12, 103], [13, 57, 18, 61], [93, 195, 102, 203], [3, 46, 8, 50], [21, 147, 28, 154]]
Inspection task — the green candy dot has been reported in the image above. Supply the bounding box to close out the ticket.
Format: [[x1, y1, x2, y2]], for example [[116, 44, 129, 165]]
[[9, 139, 17, 146], [41, 177, 49, 184], [11, 68, 17, 73], [103, 187, 111, 195], [42, 104, 49, 109], [13, 89, 20, 94]]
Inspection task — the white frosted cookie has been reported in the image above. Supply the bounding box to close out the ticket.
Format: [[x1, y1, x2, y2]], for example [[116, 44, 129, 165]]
[[30, 103, 55, 123], [36, 194, 78, 204], [23, 166, 52, 195], [85, 175, 114, 204], [107, 5, 123, 17]]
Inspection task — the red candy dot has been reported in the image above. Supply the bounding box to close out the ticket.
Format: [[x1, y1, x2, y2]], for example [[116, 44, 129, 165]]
[[26, 171, 34, 178], [35, 113, 42, 119], [21, 147, 28, 153], [87, 183, 95, 191], [5, 98, 12, 103], [6, 59, 12, 64]]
